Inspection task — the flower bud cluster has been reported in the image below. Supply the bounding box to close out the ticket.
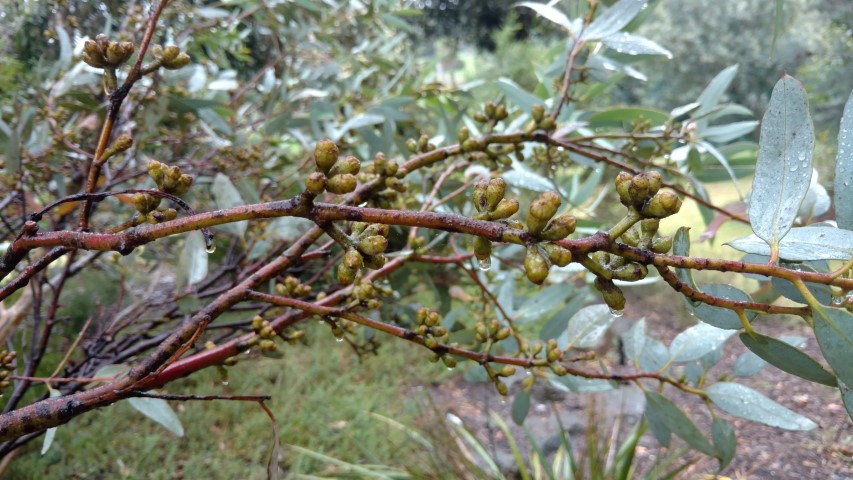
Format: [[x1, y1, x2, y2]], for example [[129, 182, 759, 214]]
[[615, 171, 682, 219], [275, 276, 312, 298], [82, 34, 134, 69], [310, 139, 361, 196], [0, 350, 16, 391], [338, 223, 390, 285], [524, 104, 557, 133], [620, 218, 673, 254], [129, 160, 193, 222]]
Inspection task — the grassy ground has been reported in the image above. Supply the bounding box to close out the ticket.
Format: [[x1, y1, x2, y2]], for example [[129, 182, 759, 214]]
[[9, 325, 450, 479]]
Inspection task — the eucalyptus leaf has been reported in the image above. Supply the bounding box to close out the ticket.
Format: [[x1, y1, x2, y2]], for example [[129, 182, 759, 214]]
[[694, 65, 739, 118], [514, 2, 573, 32], [771, 262, 832, 305], [711, 418, 736, 470], [734, 336, 806, 378], [812, 307, 853, 392], [516, 284, 572, 323], [212, 173, 247, 238], [698, 121, 758, 143], [691, 284, 755, 329], [835, 89, 853, 230], [644, 392, 716, 456], [511, 390, 531, 426], [749, 75, 814, 248], [726, 227, 853, 261], [585, 0, 649, 40], [178, 231, 209, 288], [496, 78, 542, 112], [561, 304, 615, 349], [670, 323, 736, 362], [599, 32, 672, 58], [739, 332, 836, 386], [707, 382, 816, 430], [40, 390, 63, 455], [127, 396, 185, 436]]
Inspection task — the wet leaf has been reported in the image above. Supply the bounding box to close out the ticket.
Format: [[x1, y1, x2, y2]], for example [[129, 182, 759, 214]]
[[585, 0, 648, 40], [211, 173, 247, 238], [511, 390, 530, 425], [560, 304, 615, 349], [690, 284, 755, 329], [749, 75, 814, 248], [726, 227, 853, 261], [835, 89, 853, 230], [711, 418, 736, 470], [670, 323, 736, 362], [707, 382, 816, 430], [813, 307, 853, 391]]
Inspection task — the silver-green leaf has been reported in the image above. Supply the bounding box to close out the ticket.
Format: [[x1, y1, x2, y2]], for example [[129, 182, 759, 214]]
[[836, 89, 853, 230], [127, 396, 185, 436], [707, 382, 817, 430], [726, 227, 853, 261], [813, 307, 853, 392], [670, 323, 736, 362], [748, 74, 814, 249]]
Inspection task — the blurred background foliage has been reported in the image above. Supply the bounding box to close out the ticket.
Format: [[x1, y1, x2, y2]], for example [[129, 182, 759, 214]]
[[0, 0, 851, 477]]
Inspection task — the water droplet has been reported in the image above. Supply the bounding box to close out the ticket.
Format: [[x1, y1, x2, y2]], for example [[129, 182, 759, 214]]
[[205, 244, 216, 254], [789, 164, 799, 172], [525, 369, 532, 376], [832, 297, 844, 307], [446, 367, 454, 371], [500, 398, 507, 405], [609, 308, 624, 317], [477, 256, 492, 271], [221, 380, 229, 386], [335, 337, 344, 343]]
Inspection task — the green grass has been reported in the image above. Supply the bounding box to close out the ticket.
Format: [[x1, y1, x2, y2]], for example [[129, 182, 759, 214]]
[[8, 325, 450, 479]]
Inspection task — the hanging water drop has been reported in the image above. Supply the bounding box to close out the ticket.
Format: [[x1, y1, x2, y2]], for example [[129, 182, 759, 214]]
[[609, 308, 624, 318], [205, 243, 216, 254], [221, 380, 229, 386], [447, 367, 455, 371], [335, 336, 344, 343], [477, 256, 492, 271], [832, 296, 844, 307]]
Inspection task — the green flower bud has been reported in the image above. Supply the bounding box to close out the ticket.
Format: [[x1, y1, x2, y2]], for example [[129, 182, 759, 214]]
[[651, 235, 673, 254], [462, 138, 482, 152], [641, 191, 682, 218], [372, 152, 386, 171], [540, 214, 577, 241], [330, 155, 361, 176], [593, 278, 626, 312], [486, 178, 506, 211], [524, 246, 550, 285], [499, 366, 516, 377], [547, 348, 561, 363], [493, 381, 507, 397], [260, 339, 277, 352], [527, 191, 561, 235], [362, 223, 390, 237], [162, 52, 190, 70], [327, 174, 358, 194], [338, 263, 357, 285], [384, 160, 398, 177], [417, 134, 429, 152], [443, 356, 457, 369], [621, 226, 640, 247], [495, 327, 511, 340], [160, 45, 180, 62], [484, 101, 496, 118], [131, 193, 161, 214], [424, 337, 439, 349], [306, 171, 327, 194], [343, 249, 364, 270], [147, 160, 165, 185], [432, 326, 448, 337], [495, 104, 508, 120], [615, 172, 633, 206], [550, 363, 568, 376], [611, 263, 648, 282], [106, 41, 134, 66], [628, 175, 652, 206], [532, 104, 545, 123], [474, 236, 491, 262], [473, 112, 488, 123], [458, 126, 470, 143], [363, 254, 386, 270], [314, 138, 339, 173], [543, 244, 572, 267], [95, 34, 110, 54], [472, 180, 488, 212], [357, 235, 388, 256], [640, 218, 660, 236], [539, 117, 556, 131], [385, 177, 407, 192], [406, 138, 419, 153], [643, 171, 663, 196], [488, 198, 519, 220]]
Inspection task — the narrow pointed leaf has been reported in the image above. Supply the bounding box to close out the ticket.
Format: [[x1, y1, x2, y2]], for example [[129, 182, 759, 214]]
[[644, 392, 716, 456], [711, 418, 736, 470], [212, 173, 248, 238], [127, 397, 185, 436], [748, 75, 814, 247], [511, 390, 531, 426], [514, 2, 573, 32], [561, 304, 615, 349], [733, 335, 805, 377], [585, 0, 649, 40], [695, 65, 739, 118], [740, 332, 837, 386], [835, 89, 853, 230], [707, 382, 816, 430], [599, 32, 672, 57], [813, 307, 853, 391]]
